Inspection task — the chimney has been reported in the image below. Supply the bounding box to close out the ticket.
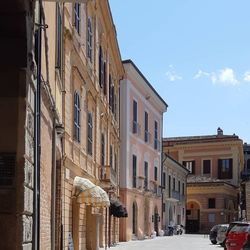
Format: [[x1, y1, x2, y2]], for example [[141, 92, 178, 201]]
[[217, 127, 223, 136]]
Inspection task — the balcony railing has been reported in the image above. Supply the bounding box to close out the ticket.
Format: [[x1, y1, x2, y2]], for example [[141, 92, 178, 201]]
[[99, 165, 117, 186], [144, 130, 151, 143], [154, 139, 161, 151], [132, 121, 141, 135]]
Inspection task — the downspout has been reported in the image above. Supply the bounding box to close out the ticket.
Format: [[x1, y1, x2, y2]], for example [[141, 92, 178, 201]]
[[51, 117, 57, 250], [33, 1, 42, 249]]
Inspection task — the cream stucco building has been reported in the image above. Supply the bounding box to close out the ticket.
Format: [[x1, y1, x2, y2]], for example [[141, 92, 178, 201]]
[[119, 60, 168, 241], [162, 154, 189, 231]]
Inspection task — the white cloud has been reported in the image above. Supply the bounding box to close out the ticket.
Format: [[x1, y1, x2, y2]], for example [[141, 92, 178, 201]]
[[193, 68, 239, 86], [243, 71, 250, 82], [165, 65, 182, 82], [217, 68, 238, 85], [194, 70, 210, 79]]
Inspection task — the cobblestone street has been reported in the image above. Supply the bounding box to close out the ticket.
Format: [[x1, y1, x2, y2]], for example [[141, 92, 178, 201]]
[[101, 234, 221, 250]]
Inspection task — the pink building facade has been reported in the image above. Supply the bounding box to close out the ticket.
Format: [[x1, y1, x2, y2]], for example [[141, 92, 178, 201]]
[[119, 60, 168, 241]]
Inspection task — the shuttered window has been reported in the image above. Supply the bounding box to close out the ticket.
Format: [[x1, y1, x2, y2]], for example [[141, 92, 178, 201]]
[[183, 160, 195, 174], [73, 92, 80, 142], [203, 160, 211, 174], [218, 159, 232, 179]]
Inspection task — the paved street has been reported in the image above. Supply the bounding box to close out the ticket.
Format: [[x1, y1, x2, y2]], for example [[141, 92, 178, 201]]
[[101, 234, 222, 250]]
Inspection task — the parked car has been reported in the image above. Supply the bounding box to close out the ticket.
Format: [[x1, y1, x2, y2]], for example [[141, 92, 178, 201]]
[[216, 224, 229, 246], [209, 224, 222, 244], [242, 234, 250, 250], [225, 222, 250, 250], [222, 221, 244, 248]]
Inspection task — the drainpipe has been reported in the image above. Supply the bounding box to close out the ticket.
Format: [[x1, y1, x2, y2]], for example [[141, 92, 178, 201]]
[[33, 2, 42, 249], [51, 117, 57, 250]]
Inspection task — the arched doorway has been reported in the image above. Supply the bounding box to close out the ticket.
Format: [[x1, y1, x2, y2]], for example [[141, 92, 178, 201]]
[[186, 201, 200, 233], [153, 206, 159, 235], [132, 202, 138, 237]]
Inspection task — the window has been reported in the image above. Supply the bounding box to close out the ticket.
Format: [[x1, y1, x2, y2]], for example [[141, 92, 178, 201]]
[[56, 3, 62, 74], [144, 111, 149, 142], [218, 159, 232, 179], [74, 3, 80, 34], [144, 162, 148, 190], [183, 161, 195, 174], [162, 172, 166, 189], [162, 203, 165, 213], [73, 92, 80, 142], [103, 62, 107, 95], [87, 112, 93, 155], [132, 100, 138, 133], [110, 145, 113, 169], [154, 166, 158, 181], [132, 155, 137, 188], [101, 133, 105, 166], [182, 183, 185, 195], [203, 160, 211, 174], [87, 17, 93, 62], [168, 175, 171, 197], [154, 121, 159, 150], [208, 198, 216, 209], [173, 177, 175, 190], [114, 153, 117, 173], [178, 180, 180, 192], [208, 213, 215, 223], [99, 47, 104, 88]]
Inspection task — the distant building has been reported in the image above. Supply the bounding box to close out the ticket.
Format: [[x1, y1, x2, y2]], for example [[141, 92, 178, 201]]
[[163, 128, 244, 233], [162, 154, 189, 230], [119, 60, 168, 241], [241, 143, 250, 220]]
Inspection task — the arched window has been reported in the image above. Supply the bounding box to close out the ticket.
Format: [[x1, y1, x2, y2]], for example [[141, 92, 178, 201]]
[[87, 17, 93, 61], [87, 112, 93, 156], [73, 92, 80, 142]]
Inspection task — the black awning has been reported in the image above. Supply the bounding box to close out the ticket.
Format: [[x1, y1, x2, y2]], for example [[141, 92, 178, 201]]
[[110, 199, 128, 218]]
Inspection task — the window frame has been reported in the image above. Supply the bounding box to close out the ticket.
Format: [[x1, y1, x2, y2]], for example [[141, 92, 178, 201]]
[[203, 159, 211, 175], [144, 161, 148, 190], [73, 91, 81, 143], [87, 112, 93, 155], [87, 17, 93, 62], [208, 198, 216, 209], [56, 3, 62, 74], [74, 3, 81, 34], [132, 155, 137, 188]]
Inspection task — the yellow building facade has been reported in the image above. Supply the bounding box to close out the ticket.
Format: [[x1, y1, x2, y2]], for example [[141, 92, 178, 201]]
[[62, 1, 124, 249]]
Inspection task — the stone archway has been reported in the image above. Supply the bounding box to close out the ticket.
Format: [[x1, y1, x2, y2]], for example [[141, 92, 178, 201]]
[[186, 201, 200, 233]]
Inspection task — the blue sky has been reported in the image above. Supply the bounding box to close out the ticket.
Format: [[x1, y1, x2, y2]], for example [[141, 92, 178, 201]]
[[109, 0, 250, 142]]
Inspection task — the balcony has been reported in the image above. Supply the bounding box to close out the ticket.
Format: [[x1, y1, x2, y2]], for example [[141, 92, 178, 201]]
[[99, 165, 117, 186], [154, 139, 161, 151], [144, 130, 151, 143], [132, 121, 141, 135]]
